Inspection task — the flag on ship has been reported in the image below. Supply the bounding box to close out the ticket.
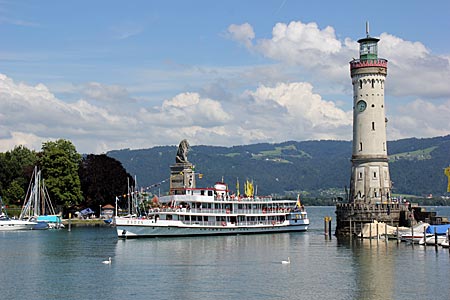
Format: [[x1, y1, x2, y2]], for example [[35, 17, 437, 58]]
[[236, 178, 240, 197], [244, 179, 254, 197], [296, 194, 301, 208]]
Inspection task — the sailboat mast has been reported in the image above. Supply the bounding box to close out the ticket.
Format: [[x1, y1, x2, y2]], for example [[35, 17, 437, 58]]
[[127, 177, 131, 215], [34, 167, 39, 217]]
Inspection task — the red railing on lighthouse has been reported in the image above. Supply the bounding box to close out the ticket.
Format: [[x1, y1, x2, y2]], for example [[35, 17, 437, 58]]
[[350, 58, 388, 71]]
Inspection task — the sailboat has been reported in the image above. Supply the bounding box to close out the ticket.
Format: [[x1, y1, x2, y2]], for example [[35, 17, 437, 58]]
[[19, 167, 64, 229], [0, 196, 37, 231]]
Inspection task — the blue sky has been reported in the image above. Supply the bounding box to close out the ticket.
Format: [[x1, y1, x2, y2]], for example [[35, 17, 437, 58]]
[[1, 0, 449, 153]]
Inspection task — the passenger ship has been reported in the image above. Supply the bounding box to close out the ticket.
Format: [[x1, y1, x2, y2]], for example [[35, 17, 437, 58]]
[[114, 140, 309, 238]]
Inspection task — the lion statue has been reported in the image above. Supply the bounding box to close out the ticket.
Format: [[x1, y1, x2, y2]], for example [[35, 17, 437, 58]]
[[176, 139, 190, 163]]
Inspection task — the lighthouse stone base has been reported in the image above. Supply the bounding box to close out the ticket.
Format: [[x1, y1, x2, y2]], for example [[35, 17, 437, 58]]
[[335, 203, 410, 236]]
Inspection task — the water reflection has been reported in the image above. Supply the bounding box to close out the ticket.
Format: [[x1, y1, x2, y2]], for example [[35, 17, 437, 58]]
[[352, 239, 396, 300], [112, 233, 303, 300]]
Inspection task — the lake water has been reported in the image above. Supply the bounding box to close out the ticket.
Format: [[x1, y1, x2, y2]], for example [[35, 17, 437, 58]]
[[1, 206, 449, 300]]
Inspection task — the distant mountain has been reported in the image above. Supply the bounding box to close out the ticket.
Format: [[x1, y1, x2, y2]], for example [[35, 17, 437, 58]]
[[107, 135, 450, 198]]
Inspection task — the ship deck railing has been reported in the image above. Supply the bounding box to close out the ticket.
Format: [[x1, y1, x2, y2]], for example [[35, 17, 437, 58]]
[[180, 220, 285, 227], [147, 208, 302, 215], [161, 195, 295, 203]]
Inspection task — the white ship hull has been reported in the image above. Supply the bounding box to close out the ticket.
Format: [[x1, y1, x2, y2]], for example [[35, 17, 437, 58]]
[[0, 219, 37, 231], [115, 218, 309, 238]]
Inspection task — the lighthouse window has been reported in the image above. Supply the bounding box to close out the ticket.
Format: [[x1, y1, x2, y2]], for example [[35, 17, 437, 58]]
[[359, 80, 362, 89], [373, 172, 377, 179], [372, 122, 375, 130], [359, 142, 362, 151], [371, 79, 375, 88], [358, 172, 363, 179]]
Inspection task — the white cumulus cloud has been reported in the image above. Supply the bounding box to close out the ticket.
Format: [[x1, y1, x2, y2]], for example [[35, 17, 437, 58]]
[[227, 23, 255, 48]]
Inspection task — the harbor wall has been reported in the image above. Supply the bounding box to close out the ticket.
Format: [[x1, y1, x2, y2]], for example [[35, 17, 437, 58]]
[[335, 203, 410, 236]]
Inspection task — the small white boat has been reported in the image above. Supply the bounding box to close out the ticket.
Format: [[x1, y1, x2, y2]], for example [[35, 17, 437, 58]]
[[399, 222, 430, 243], [0, 197, 37, 231], [0, 218, 38, 231], [418, 225, 450, 246], [418, 235, 447, 246]]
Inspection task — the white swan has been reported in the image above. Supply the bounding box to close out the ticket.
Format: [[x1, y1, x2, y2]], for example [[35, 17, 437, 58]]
[[281, 257, 290, 264], [102, 257, 112, 264]]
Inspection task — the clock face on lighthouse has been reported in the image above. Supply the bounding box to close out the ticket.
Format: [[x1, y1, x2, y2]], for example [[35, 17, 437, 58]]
[[356, 100, 367, 112]]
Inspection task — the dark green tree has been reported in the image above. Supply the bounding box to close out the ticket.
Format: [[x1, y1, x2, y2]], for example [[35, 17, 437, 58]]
[[79, 154, 134, 209], [4, 179, 25, 205], [0, 146, 38, 204], [40, 139, 83, 208]]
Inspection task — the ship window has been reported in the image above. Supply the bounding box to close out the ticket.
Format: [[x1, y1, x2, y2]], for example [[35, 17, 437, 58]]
[[200, 190, 205, 195], [208, 190, 213, 196]]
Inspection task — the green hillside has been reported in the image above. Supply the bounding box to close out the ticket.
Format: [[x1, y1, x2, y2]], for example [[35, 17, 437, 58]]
[[107, 135, 450, 198]]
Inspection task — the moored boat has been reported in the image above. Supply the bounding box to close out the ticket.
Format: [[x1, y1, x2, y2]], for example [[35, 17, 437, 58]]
[[115, 140, 309, 238], [418, 224, 450, 246], [115, 183, 309, 238], [20, 167, 63, 229], [418, 235, 447, 246], [399, 222, 430, 243], [0, 196, 36, 231]]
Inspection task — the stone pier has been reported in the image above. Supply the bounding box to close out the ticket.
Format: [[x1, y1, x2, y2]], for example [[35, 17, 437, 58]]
[[335, 203, 410, 236]]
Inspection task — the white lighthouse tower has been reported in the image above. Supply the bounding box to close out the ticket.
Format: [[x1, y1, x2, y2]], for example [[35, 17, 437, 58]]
[[335, 24, 407, 236], [348, 23, 391, 205]]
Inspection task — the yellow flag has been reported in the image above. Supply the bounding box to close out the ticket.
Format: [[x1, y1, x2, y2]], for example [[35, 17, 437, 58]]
[[236, 178, 240, 197], [445, 167, 450, 192], [296, 194, 301, 208]]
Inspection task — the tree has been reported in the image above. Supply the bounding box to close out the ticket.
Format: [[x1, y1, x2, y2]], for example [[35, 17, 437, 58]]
[[0, 146, 37, 204], [40, 139, 83, 208], [79, 154, 134, 209], [4, 179, 25, 205]]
